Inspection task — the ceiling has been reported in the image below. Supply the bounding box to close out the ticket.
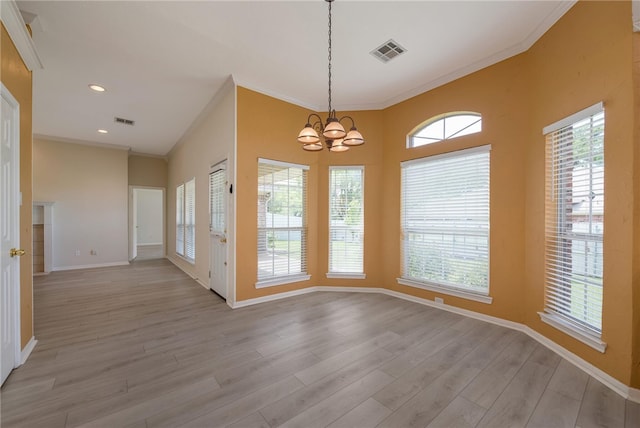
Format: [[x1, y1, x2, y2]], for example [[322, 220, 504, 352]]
[[17, 0, 575, 156]]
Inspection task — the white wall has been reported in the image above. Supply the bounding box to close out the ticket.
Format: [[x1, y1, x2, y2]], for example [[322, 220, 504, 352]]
[[167, 78, 236, 303], [135, 188, 163, 245], [33, 139, 129, 270]]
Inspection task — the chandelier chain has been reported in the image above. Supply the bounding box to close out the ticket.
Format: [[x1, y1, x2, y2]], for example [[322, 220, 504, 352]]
[[327, 0, 332, 114]]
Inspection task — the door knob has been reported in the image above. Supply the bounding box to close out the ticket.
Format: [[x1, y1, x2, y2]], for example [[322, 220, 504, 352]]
[[220, 238, 227, 243], [10, 248, 25, 257]]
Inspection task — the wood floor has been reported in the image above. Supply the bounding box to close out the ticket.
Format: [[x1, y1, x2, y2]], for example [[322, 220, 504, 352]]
[[1, 259, 638, 428]]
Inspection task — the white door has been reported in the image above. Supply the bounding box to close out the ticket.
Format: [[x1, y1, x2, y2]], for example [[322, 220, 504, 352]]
[[1, 83, 22, 385], [209, 162, 227, 299], [131, 188, 138, 260]]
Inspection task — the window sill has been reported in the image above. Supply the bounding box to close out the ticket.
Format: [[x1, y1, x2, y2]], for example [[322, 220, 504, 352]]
[[175, 254, 195, 265], [538, 311, 606, 353], [256, 274, 311, 289], [326, 273, 366, 280], [396, 277, 492, 304]]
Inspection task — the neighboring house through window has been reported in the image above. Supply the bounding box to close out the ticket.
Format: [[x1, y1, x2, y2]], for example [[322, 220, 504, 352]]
[[540, 102, 605, 352]]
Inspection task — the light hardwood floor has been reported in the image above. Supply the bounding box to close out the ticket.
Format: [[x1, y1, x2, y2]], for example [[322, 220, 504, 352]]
[[1, 259, 638, 427]]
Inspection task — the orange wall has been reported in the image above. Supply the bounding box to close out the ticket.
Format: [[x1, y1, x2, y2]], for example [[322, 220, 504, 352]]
[[1, 23, 34, 348], [381, 53, 530, 324], [236, 88, 386, 300], [235, 1, 637, 387], [633, 31, 640, 389], [525, 0, 634, 387]]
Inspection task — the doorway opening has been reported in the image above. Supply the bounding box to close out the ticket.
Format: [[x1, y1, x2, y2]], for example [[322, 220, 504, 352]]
[[130, 187, 165, 261]]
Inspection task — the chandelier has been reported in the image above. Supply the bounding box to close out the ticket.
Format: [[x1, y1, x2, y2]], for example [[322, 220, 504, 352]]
[[297, 0, 365, 152]]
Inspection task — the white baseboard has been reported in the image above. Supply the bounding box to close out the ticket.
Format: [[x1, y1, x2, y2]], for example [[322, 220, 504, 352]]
[[195, 278, 208, 289], [230, 287, 319, 308], [52, 261, 130, 271], [137, 242, 163, 247], [166, 257, 208, 290], [232, 285, 640, 403], [20, 336, 37, 365]]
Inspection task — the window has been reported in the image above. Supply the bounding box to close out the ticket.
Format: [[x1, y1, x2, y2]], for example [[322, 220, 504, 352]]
[[209, 165, 226, 235], [176, 178, 195, 262], [257, 159, 309, 287], [541, 103, 605, 351], [408, 112, 481, 148], [398, 145, 491, 303], [328, 166, 364, 278]]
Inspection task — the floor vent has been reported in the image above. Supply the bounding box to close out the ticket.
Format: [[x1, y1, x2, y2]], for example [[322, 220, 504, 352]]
[[114, 117, 135, 126], [370, 39, 407, 63]]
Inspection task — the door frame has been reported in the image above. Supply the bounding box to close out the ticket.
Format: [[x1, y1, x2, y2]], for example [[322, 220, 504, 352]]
[[209, 159, 229, 299], [128, 186, 166, 261], [1, 82, 22, 383]]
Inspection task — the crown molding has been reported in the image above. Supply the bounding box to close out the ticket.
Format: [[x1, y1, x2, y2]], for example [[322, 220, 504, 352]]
[[0, 0, 43, 71]]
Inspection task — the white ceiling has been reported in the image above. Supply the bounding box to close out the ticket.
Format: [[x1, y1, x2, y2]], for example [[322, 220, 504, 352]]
[[17, 0, 575, 156]]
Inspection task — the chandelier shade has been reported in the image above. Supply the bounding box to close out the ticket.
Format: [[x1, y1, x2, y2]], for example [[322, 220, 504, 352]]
[[296, 0, 365, 152]]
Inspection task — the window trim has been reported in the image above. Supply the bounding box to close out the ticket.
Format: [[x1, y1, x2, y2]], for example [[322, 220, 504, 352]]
[[256, 158, 309, 288], [541, 101, 605, 349], [327, 165, 365, 278], [399, 144, 491, 302], [538, 311, 606, 353], [407, 111, 482, 148], [175, 177, 196, 264], [397, 277, 492, 304]]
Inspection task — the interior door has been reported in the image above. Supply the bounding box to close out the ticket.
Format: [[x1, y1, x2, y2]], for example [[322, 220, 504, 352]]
[[209, 162, 227, 299], [131, 188, 138, 260], [1, 83, 22, 385]]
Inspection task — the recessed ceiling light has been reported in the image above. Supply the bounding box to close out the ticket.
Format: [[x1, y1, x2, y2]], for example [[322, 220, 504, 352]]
[[89, 84, 106, 92], [97, 129, 108, 134]]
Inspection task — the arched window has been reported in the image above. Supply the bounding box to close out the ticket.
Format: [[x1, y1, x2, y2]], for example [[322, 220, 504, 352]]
[[408, 112, 482, 148]]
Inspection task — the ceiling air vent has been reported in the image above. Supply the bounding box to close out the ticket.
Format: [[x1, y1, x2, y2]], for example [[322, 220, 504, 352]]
[[114, 116, 135, 126], [370, 39, 407, 63]]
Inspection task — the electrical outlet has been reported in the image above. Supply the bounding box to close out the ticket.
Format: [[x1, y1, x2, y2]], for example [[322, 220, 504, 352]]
[[90, 249, 97, 256], [75, 249, 80, 256], [435, 297, 444, 304]]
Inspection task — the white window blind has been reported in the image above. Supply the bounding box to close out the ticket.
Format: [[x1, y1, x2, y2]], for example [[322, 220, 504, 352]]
[[544, 104, 604, 336], [176, 183, 185, 256], [210, 167, 226, 235], [328, 167, 364, 275], [185, 178, 196, 261], [257, 159, 308, 283], [176, 178, 195, 262], [400, 145, 490, 295]]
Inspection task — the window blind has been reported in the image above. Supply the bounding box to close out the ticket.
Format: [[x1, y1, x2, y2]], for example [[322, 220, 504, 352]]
[[176, 183, 185, 256], [400, 145, 490, 294], [328, 167, 364, 275], [257, 159, 308, 282], [544, 105, 604, 335], [185, 178, 196, 261], [210, 167, 226, 235]]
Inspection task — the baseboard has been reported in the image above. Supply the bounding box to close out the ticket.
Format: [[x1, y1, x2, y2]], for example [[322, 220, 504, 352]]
[[195, 278, 208, 289], [232, 285, 640, 403], [230, 287, 319, 308], [20, 336, 37, 365], [137, 243, 163, 247], [166, 257, 208, 290], [52, 261, 130, 271]]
